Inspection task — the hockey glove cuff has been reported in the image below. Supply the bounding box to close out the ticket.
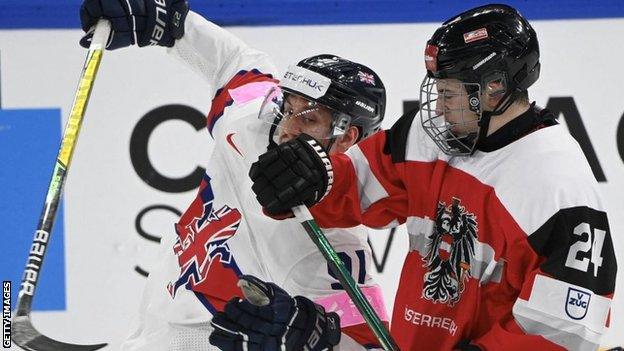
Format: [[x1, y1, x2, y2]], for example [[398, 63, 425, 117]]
[[249, 134, 333, 217], [209, 275, 341, 351]]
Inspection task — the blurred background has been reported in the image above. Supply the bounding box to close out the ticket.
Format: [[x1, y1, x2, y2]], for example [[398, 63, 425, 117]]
[[1, 0, 623, 349]]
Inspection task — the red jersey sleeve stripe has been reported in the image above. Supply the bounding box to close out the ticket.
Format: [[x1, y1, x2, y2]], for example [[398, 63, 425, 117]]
[[312, 130, 409, 229], [206, 69, 278, 137]]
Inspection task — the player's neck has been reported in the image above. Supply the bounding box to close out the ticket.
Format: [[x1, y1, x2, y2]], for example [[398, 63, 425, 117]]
[[486, 101, 531, 136]]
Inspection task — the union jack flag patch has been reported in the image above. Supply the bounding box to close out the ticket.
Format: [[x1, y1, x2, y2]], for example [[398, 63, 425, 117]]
[[357, 71, 376, 85]]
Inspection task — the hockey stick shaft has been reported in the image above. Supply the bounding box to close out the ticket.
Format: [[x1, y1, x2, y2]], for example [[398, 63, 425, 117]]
[[12, 20, 110, 351], [292, 205, 399, 351]]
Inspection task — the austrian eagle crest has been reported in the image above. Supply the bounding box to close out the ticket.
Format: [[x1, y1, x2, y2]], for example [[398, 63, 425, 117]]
[[422, 198, 478, 307]]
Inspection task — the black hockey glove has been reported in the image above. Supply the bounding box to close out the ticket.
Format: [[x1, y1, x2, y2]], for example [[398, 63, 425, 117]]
[[249, 134, 332, 217], [209, 275, 341, 351], [79, 0, 189, 49]]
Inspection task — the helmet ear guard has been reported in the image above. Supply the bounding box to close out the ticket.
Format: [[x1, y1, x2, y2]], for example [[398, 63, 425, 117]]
[[483, 71, 507, 97]]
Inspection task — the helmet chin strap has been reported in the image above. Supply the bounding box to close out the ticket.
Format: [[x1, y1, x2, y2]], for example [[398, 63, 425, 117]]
[[473, 112, 492, 155], [472, 88, 522, 154], [325, 136, 338, 154]]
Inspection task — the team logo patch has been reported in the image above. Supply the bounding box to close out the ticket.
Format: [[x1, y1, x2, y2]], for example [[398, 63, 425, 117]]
[[566, 287, 591, 320], [422, 198, 477, 307], [463, 28, 488, 43], [168, 199, 242, 298], [357, 71, 376, 85]]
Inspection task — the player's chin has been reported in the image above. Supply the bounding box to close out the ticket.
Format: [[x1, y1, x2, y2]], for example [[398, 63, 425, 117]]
[[262, 207, 294, 220], [449, 125, 466, 135], [278, 134, 295, 145], [449, 122, 477, 136]]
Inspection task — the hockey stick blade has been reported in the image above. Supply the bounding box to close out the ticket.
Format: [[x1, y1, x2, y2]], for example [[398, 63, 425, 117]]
[[11, 19, 111, 351], [13, 316, 107, 351]]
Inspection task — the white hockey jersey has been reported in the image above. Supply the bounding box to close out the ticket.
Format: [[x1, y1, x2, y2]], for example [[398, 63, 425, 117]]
[[121, 12, 388, 351]]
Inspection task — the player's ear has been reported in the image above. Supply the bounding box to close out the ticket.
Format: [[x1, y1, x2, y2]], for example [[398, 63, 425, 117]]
[[331, 126, 359, 153]]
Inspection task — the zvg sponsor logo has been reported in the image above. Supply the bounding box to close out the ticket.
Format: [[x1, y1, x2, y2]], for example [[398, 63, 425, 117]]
[[566, 287, 591, 320]]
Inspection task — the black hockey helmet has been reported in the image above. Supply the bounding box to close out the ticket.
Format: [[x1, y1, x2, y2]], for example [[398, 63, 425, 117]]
[[420, 4, 540, 155], [280, 54, 386, 140], [426, 4, 540, 103]]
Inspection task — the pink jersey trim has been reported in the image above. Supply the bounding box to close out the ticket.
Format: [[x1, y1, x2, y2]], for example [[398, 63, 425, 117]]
[[314, 285, 389, 328], [229, 81, 279, 105]]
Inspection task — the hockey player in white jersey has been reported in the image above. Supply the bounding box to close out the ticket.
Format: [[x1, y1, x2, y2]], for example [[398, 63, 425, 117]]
[[79, 0, 389, 350]]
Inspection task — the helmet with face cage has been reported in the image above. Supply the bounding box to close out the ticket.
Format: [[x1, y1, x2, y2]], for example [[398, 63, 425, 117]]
[[420, 4, 540, 155]]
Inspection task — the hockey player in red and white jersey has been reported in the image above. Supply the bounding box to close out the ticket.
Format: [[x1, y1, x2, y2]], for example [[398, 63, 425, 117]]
[[79, 1, 389, 350], [246, 4, 617, 351]]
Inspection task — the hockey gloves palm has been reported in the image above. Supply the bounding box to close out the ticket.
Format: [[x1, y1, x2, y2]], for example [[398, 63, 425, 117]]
[[79, 0, 189, 49], [210, 275, 341, 351], [249, 134, 333, 217]]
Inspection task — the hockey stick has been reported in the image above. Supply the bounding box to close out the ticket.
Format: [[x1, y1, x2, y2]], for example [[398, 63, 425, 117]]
[[292, 205, 399, 351], [12, 20, 111, 351]]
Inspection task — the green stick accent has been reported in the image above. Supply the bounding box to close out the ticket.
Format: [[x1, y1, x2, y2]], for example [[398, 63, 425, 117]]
[[296, 207, 399, 351]]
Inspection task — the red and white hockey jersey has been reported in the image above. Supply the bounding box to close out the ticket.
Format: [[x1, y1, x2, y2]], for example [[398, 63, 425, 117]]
[[309, 108, 617, 350], [121, 12, 388, 351]]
